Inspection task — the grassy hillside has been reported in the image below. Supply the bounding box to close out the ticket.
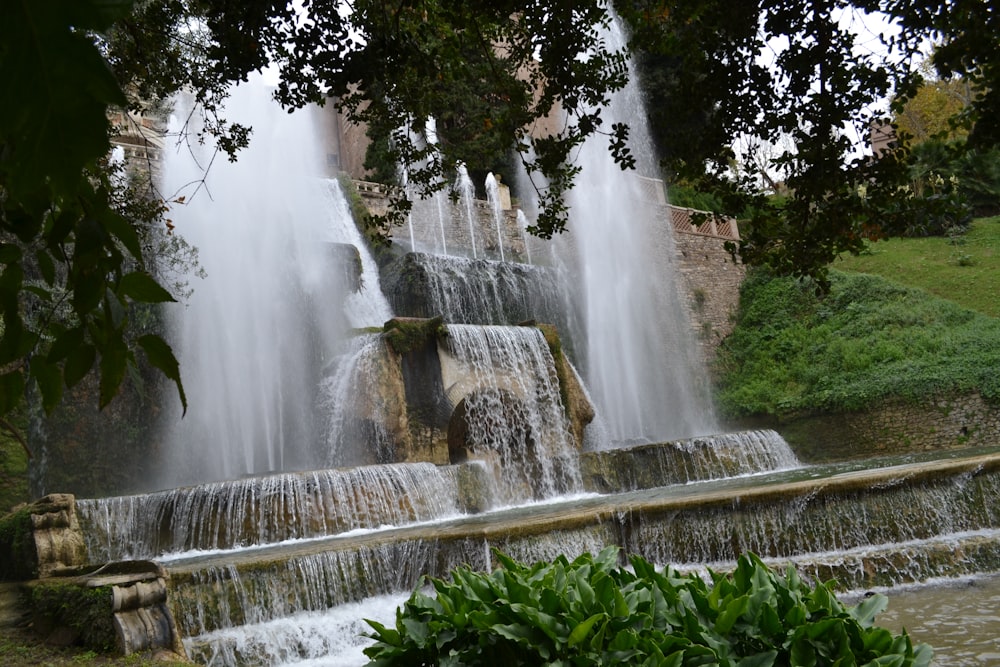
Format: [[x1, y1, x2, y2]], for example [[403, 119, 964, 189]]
[[834, 216, 1000, 317], [714, 269, 1000, 419]]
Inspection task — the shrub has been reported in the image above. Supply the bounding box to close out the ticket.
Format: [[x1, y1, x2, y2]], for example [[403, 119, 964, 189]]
[[364, 549, 931, 666], [714, 269, 1000, 418]]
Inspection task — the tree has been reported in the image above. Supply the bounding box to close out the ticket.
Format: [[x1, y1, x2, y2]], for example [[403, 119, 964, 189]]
[[894, 64, 972, 145], [4, 0, 1000, 416], [0, 0, 185, 421]]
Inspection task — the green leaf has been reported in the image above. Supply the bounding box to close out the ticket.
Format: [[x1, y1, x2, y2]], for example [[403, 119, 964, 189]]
[[0, 244, 22, 264], [910, 642, 934, 667], [119, 271, 176, 303], [400, 616, 429, 646], [35, 249, 56, 285], [102, 209, 143, 260], [30, 358, 63, 414], [737, 651, 778, 667], [850, 594, 888, 628], [715, 594, 749, 635], [493, 622, 536, 644], [98, 335, 129, 408], [64, 343, 96, 388], [0, 371, 25, 415], [568, 613, 605, 647], [0, 2, 127, 194], [137, 334, 187, 415], [48, 327, 85, 364], [790, 637, 817, 667]]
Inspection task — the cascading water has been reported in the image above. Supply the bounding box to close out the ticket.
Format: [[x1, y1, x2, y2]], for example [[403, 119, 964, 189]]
[[76, 462, 462, 562], [553, 14, 717, 445], [382, 252, 571, 331], [484, 172, 506, 262], [440, 324, 582, 501], [455, 164, 479, 258], [516, 209, 534, 264], [64, 12, 1000, 667], [159, 79, 391, 486], [319, 334, 396, 467]]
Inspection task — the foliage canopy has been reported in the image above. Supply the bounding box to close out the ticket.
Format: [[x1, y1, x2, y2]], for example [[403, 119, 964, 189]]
[[3, 0, 1000, 416]]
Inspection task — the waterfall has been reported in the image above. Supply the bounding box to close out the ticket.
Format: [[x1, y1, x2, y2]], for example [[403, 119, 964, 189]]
[[516, 209, 533, 264], [318, 334, 396, 467], [76, 462, 462, 562], [440, 324, 582, 501], [455, 164, 479, 258], [484, 172, 506, 262], [162, 454, 1000, 664], [580, 429, 801, 491], [554, 13, 717, 445], [159, 79, 390, 487], [383, 252, 571, 331]]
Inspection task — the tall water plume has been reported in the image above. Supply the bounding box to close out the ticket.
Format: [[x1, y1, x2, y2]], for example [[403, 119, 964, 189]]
[[556, 14, 717, 445], [455, 164, 479, 258], [484, 172, 507, 262], [159, 80, 390, 486]]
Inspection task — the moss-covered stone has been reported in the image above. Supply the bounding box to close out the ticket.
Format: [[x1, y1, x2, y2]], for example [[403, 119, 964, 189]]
[[0, 506, 36, 581], [384, 316, 446, 356], [28, 580, 116, 651]]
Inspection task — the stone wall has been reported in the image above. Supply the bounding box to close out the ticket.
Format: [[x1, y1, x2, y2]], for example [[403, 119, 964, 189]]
[[750, 393, 1000, 463], [359, 184, 745, 364], [358, 184, 529, 262], [672, 230, 745, 366]]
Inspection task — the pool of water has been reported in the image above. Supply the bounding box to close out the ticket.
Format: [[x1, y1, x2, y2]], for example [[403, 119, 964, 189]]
[[866, 573, 1000, 665]]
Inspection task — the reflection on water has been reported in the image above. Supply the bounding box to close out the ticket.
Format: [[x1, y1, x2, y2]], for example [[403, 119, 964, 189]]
[[863, 574, 1000, 665]]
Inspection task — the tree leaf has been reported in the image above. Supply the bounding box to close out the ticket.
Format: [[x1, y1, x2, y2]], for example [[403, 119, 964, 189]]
[[30, 358, 63, 414], [64, 343, 97, 388], [0, 371, 25, 415], [98, 335, 129, 408], [0, 1, 127, 193], [0, 244, 22, 264], [137, 334, 186, 414], [119, 271, 176, 303], [102, 208, 142, 260]]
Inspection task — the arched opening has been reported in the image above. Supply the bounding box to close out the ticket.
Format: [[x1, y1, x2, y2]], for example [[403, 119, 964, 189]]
[[446, 388, 536, 469]]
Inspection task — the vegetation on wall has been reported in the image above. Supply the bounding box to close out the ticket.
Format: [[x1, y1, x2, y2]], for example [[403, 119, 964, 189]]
[[29, 582, 116, 652], [365, 548, 931, 666], [714, 269, 1000, 419]]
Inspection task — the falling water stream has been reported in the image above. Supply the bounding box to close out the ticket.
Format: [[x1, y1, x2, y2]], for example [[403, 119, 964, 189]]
[[107, 13, 1000, 667], [554, 13, 716, 445], [159, 80, 391, 487]]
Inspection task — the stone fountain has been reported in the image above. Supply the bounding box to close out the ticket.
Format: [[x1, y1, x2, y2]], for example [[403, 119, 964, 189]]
[[4, 22, 1000, 667]]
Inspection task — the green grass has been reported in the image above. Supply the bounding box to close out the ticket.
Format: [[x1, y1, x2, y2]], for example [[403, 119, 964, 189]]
[[714, 269, 1000, 419], [834, 216, 1000, 317], [0, 625, 189, 666]]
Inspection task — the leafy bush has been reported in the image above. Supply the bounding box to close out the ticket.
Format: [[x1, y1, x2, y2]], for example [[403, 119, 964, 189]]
[[364, 549, 930, 666], [714, 269, 1000, 418]]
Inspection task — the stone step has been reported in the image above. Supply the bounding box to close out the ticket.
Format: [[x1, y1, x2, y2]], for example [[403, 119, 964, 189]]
[[163, 450, 1000, 637]]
